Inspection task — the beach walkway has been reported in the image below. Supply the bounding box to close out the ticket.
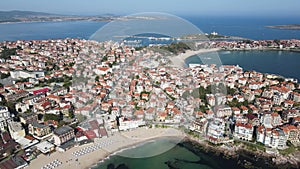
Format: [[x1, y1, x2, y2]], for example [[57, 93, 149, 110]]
[[27, 128, 185, 169]]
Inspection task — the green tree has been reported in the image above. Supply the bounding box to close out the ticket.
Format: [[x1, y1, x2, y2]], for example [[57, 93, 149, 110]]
[[58, 120, 66, 127], [0, 47, 17, 60], [243, 40, 252, 44], [275, 77, 285, 83], [161, 42, 191, 54], [199, 105, 209, 112], [274, 39, 281, 45], [0, 73, 10, 79], [44, 114, 59, 121], [68, 111, 74, 118], [68, 62, 75, 67], [95, 75, 100, 82], [75, 114, 87, 123], [242, 100, 249, 106], [228, 98, 239, 107], [227, 87, 237, 95], [63, 81, 72, 88], [102, 55, 108, 62]]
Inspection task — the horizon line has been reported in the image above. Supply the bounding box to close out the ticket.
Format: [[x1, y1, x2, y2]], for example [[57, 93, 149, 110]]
[[0, 9, 300, 18]]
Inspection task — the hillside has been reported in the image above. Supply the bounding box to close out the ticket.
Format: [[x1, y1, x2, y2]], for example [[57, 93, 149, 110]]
[[0, 10, 117, 23], [0, 10, 59, 22]]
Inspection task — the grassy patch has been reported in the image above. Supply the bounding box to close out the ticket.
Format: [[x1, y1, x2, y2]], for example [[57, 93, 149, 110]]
[[235, 140, 265, 152], [278, 142, 299, 155]]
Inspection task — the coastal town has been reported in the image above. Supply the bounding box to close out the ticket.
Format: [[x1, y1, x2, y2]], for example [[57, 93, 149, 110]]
[[0, 37, 300, 169]]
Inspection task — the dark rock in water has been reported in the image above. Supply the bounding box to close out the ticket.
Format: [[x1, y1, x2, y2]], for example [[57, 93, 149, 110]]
[[174, 158, 199, 164], [116, 164, 129, 169], [107, 163, 115, 169], [179, 141, 221, 169], [164, 161, 180, 169]]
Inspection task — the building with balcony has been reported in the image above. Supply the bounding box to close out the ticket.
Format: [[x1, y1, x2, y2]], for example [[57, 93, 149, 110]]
[[53, 126, 74, 146]]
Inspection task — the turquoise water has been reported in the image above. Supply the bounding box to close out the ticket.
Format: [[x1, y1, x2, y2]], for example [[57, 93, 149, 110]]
[[92, 138, 275, 169], [185, 50, 300, 81], [94, 138, 225, 169], [93, 138, 254, 169]]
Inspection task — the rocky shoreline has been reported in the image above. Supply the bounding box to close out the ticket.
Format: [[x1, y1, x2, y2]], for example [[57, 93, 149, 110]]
[[182, 137, 300, 169], [222, 47, 300, 53]]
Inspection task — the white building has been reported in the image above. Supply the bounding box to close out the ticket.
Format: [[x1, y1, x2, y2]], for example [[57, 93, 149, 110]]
[[118, 118, 145, 131], [234, 123, 253, 141], [273, 94, 284, 105], [215, 106, 232, 118], [0, 106, 11, 131], [94, 67, 111, 75], [256, 126, 287, 149], [215, 93, 226, 105], [269, 128, 287, 149], [256, 125, 266, 143], [206, 118, 225, 141], [35, 141, 55, 154], [8, 121, 25, 140], [10, 70, 45, 79], [0, 106, 10, 119], [206, 94, 215, 106], [261, 113, 271, 128]]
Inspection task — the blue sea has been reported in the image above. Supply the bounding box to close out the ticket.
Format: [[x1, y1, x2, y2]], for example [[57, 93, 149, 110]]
[[183, 16, 300, 40], [186, 50, 300, 81], [0, 16, 299, 41], [0, 21, 107, 41]]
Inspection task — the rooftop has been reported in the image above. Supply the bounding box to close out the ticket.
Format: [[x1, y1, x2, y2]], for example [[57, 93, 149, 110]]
[[35, 141, 55, 154], [31, 121, 48, 129], [53, 125, 73, 136]]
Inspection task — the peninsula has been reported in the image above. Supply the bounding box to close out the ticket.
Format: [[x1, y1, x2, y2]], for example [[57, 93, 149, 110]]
[[0, 10, 158, 24], [266, 24, 300, 30]]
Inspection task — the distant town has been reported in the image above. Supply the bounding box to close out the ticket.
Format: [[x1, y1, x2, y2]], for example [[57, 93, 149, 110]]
[[0, 36, 300, 168]]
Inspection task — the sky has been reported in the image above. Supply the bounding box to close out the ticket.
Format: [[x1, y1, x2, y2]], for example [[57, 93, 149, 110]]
[[1, 0, 300, 17]]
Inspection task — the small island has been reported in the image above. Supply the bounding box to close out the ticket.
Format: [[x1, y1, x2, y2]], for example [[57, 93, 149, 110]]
[[266, 24, 300, 30]]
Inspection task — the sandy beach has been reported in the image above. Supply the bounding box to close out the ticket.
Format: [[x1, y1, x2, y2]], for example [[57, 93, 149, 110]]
[[27, 127, 185, 169], [169, 48, 221, 67]]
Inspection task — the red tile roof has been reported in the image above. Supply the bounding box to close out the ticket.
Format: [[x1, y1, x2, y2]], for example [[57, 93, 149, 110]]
[[89, 120, 99, 130], [84, 130, 97, 139], [33, 88, 49, 95]]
